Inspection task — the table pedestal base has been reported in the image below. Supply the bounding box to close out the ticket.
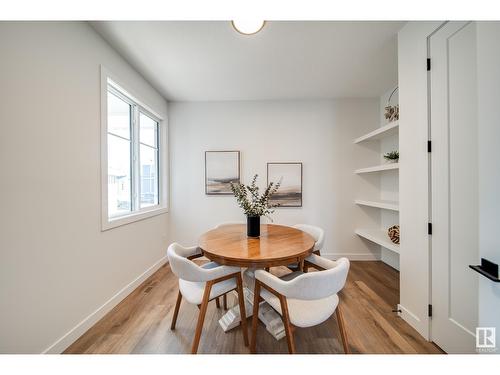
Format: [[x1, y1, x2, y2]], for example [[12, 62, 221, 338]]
[[218, 270, 285, 340]]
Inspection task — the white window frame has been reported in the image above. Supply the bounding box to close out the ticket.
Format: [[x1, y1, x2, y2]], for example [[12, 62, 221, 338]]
[[100, 66, 168, 231]]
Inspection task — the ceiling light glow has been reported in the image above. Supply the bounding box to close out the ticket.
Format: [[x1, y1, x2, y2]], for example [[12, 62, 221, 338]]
[[231, 20, 265, 35]]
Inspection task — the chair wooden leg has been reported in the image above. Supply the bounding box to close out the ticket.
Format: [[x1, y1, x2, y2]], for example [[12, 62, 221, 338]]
[[279, 295, 296, 354], [250, 280, 261, 353], [191, 281, 212, 354], [236, 274, 249, 346], [171, 290, 182, 330], [215, 296, 220, 308], [223, 293, 228, 310], [336, 304, 350, 354]]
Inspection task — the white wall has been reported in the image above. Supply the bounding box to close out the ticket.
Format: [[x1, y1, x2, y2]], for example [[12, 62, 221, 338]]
[[168, 99, 382, 260], [397, 21, 444, 339], [0, 22, 169, 353], [476, 21, 500, 347]]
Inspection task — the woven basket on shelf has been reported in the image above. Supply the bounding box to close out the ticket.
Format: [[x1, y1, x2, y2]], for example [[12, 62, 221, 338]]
[[384, 86, 399, 123], [388, 225, 400, 245]]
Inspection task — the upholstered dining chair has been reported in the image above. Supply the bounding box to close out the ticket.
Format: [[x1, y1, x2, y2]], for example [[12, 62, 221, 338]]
[[167, 243, 249, 353], [213, 222, 245, 308], [293, 224, 325, 255], [250, 254, 350, 354], [286, 224, 325, 271], [215, 222, 245, 228]]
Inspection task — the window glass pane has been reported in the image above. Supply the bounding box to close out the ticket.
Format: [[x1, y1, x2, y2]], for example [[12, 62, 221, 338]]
[[108, 134, 132, 216], [139, 112, 157, 147], [108, 91, 131, 139], [140, 144, 158, 208]]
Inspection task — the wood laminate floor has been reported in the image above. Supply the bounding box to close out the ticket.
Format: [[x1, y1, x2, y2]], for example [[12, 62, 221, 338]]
[[64, 261, 444, 354]]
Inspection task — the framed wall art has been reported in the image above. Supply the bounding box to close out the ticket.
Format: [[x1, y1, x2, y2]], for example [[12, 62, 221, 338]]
[[205, 151, 240, 195], [267, 162, 303, 207]]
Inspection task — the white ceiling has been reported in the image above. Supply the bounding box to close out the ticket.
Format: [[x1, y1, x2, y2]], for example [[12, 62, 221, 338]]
[[91, 21, 404, 102]]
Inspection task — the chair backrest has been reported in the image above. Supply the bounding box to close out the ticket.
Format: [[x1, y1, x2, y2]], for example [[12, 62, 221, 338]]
[[167, 243, 206, 282], [214, 222, 245, 229], [293, 224, 325, 253], [286, 257, 350, 300]]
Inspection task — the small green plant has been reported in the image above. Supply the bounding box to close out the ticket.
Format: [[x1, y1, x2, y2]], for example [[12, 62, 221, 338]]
[[230, 174, 281, 218], [383, 150, 399, 162]]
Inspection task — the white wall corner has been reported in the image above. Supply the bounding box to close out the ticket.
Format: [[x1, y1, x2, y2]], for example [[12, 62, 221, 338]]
[[42, 256, 168, 354]]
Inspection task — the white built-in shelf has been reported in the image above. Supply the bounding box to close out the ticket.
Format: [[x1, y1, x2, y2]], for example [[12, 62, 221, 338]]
[[355, 228, 400, 254], [355, 199, 399, 211], [354, 121, 399, 144], [354, 163, 399, 174]]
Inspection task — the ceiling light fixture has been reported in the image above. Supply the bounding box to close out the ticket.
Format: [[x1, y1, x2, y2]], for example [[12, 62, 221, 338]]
[[231, 20, 266, 35]]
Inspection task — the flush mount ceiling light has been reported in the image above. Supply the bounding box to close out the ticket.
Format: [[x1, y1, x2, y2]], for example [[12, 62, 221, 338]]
[[231, 20, 266, 35]]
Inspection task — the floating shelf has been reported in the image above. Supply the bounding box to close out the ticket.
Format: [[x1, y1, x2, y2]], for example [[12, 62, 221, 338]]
[[355, 163, 399, 174], [355, 228, 400, 253], [354, 121, 399, 144], [355, 199, 399, 211]]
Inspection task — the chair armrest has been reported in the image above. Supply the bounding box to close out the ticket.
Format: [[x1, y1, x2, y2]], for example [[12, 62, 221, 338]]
[[305, 253, 338, 270], [175, 245, 202, 259], [187, 252, 204, 260], [254, 269, 294, 296], [198, 264, 241, 282]]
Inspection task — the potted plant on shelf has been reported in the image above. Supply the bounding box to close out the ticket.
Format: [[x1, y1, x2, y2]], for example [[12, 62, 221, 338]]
[[383, 150, 399, 163], [230, 174, 281, 238]]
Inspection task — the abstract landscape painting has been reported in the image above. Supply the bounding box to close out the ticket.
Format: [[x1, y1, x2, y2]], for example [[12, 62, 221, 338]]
[[267, 162, 302, 207], [205, 151, 240, 195]]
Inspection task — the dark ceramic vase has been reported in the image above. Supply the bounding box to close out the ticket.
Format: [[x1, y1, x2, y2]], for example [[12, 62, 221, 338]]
[[247, 215, 260, 238]]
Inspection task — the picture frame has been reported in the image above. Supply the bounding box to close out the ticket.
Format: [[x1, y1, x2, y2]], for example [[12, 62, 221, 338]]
[[205, 151, 240, 195], [267, 162, 303, 207]]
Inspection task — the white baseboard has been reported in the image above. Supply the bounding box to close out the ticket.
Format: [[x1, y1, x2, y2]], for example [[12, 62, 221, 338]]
[[321, 252, 381, 261], [42, 256, 168, 354], [397, 303, 430, 340]]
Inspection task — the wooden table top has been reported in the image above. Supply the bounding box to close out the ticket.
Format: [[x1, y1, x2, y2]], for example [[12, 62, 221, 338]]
[[198, 224, 315, 268]]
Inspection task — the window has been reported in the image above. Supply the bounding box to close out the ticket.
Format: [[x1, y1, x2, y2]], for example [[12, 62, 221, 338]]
[[101, 69, 166, 230]]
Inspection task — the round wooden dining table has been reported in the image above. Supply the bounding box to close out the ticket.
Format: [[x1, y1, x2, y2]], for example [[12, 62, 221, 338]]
[[198, 223, 315, 269]]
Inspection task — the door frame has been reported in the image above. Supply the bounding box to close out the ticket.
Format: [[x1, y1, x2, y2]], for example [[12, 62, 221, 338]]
[[427, 20, 479, 353]]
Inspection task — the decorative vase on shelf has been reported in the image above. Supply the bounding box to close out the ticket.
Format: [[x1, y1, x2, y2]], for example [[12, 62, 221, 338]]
[[247, 215, 261, 237], [384, 86, 399, 123], [229, 174, 281, 239], [388, 225, 400, 244]]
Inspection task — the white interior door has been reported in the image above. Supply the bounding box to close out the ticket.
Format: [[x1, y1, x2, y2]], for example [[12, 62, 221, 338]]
[[430, 21, 479, 353]]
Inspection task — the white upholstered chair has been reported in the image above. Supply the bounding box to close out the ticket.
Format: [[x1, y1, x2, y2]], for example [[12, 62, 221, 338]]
[[250, 254, 350, 354], [214, 222, 245, 228], [293, 224, 325, 255], [286, 224, 326, 271], [212, 222, 245, 308], [167, 243, 248, 353]]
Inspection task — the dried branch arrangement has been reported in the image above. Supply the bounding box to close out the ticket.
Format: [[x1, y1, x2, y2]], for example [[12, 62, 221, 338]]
[[230, 174, 281, 218]]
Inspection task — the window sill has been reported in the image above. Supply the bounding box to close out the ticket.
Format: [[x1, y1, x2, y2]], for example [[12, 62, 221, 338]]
[[102, 206, 168, 231]]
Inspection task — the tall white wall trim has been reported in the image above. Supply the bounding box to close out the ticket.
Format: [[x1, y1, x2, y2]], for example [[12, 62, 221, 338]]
[[398, 21, 445, 340]]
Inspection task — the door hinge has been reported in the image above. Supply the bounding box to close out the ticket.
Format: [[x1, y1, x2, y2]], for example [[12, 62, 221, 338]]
[[428, 222, 433, 235], [428, 304, 433, 317], [427, 140, 432, 152], [427, 58, 431, 71]]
